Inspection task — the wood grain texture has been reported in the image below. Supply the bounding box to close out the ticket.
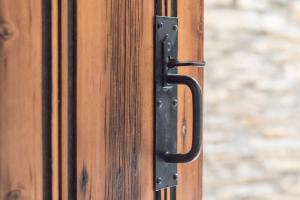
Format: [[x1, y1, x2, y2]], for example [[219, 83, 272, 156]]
[[176, 0, 204, 199], [76, 0, 154, 199], [0, 0, 44, 199], [51, 0, 59, 199], [156, 188, 176, 200], [60, 0, 69, 199]]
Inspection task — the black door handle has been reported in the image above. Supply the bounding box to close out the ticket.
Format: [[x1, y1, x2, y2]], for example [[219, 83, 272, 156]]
[[155, 16, 205, 190], [164, 73, 203, 163], [167, 59, 205, 68]]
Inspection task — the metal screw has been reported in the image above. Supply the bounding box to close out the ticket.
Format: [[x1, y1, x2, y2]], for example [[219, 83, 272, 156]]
[[158, 22, 164, 29], [173, 99, 178, 107], [157, 100, 163, 108], [167, 42, 172, 52], [156, 177, 163, 184], [173, 173, 179, 181], [173, 24, 178, 31]]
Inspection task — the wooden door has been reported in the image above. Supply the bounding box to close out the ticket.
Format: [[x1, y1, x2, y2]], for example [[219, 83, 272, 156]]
[[0, 0, 204, 199], [63, 0, 155, 199]]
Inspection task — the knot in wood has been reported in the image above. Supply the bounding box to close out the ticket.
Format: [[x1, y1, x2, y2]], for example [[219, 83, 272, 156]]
[[80, 167, 89, 193], [0, 22, 15, 41], [6, 189, 23, 200]]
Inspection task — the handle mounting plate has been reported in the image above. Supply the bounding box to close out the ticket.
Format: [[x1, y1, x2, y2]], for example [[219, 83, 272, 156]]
[[155, 16, 178, 191]]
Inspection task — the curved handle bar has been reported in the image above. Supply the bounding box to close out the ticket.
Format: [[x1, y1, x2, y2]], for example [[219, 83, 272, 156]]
[[164, 74, 203, 163]]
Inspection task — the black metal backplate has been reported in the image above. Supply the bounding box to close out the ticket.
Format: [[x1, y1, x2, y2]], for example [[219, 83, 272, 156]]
[[155, 16, 178, 191]]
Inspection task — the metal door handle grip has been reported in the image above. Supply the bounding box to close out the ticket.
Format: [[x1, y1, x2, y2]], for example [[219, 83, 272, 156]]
[[164, 74, 203, 163]]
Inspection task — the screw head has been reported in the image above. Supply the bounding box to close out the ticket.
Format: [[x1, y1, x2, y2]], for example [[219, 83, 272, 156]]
[[167, 42, 172, 52], [173, 173, 179, 181], [156, 177, 163, 184], [173, 99, 178, 107], [173, 24, 178, 31], [158, 22, 164, 29], [157, 100, 163, 108]]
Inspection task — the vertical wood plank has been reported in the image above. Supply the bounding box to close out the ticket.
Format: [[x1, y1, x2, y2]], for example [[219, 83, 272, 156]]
[[161, 0, 166, 16], [166, 0, 171, 16], [176, 0, 204, 199], [60, 0, 69, 199], [165, 188, 170, 200], [51, 0, 59, 199], [0, 0, 45, 199], [75, 0, 154, 199]]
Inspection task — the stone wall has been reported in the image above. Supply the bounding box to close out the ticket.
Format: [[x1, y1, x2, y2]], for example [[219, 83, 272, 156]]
[[204, 0, 300, 199]]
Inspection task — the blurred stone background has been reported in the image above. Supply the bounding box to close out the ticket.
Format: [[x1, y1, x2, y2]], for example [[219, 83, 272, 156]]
[[204, 0, 300, 199]]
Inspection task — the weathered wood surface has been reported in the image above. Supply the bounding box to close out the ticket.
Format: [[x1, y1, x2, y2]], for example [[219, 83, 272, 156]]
[[75, 0, 154, 199], [0, 0, 204, 199], [60, 0, 69, 199], [176, 0, 204, 199], [0, 0, 44, 199], [51, 0, 60, 199]]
